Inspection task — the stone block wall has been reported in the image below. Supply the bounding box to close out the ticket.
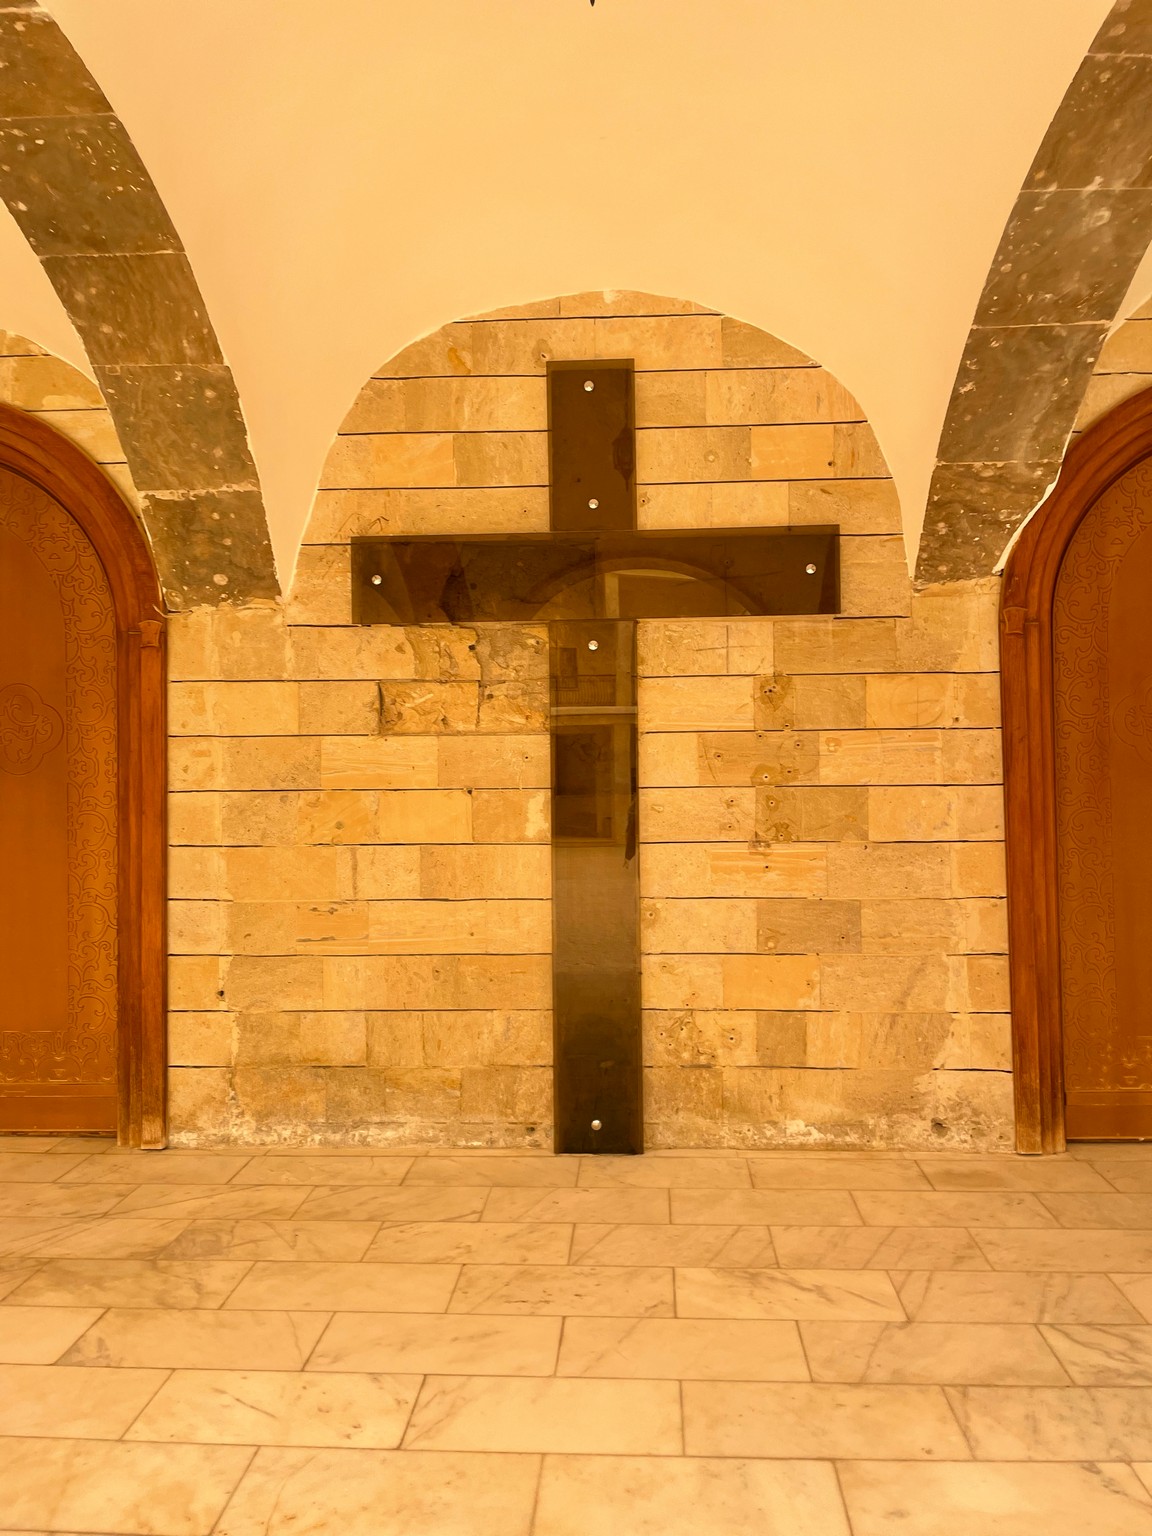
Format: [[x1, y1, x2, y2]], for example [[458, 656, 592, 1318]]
[[163, 291, 1012, 1149]]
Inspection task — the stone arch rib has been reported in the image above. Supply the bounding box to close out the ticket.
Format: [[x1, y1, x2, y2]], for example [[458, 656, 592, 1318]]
[[0, 3, 278, 607], [916, 0, 1152, 585]]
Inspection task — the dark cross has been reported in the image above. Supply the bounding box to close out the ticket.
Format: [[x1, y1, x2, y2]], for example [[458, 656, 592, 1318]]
[[353, 360, 839, 1153]]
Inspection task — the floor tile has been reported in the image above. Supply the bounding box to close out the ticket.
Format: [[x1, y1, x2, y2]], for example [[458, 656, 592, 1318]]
[[405, 1155, 579, 1186], [675, 1266, 904, 1320], [799, 1321, 1069, 1384], [159, 1219, 379, 1262], [363, 1220, 570, 1264], [293, 1185, 488, 1222], [837, 1459, 1152, 1536], [0, 1362, 166, 1437], [748, 1157, 930, 1190], [309, 1312, 561, 1375], [127, 1367, 422, 1448], [402, 1374, 681, 1454], [1114, 1275, 1152, 1322], [482, 1187, 669, 1224], [0, 1436, 252, 1536], [0, 1215, 189, 1259], [569, 1222, 776, 1267], [450, 1263, 674, 1317], [0, 1305, 104, 1362], [60, 1152, 254, 1185], [0, 1182, 130, 1218], [773, 1225, 989, 1270], [671, 1189, 861, 1225], [1091, 1163, 1152, 1193], [577, 1156, 752, 1188], [556, 1316, 809, 1379], [948, 1385, 1152, 1459], [232, 1154, 413, 1186], [0, 1152, 90, 1182], [975, 1229, 1152, 1271], [223, 1259, 459, 1312], [534, 1454, 850, 1536], [683, 1381, 970, 1458], [1042, 1194, 1152, 1229], [5, 1257, 250, 1309], [109, 1184, 312, 1220], [214, 1446, 539, 1536], [918, 1157, 1113, 1192], [1042, 1324, 1152, 1384], [854, 1191, 1059, 1228], [0, 1258, 40, 1301], [897, 1271, 1143, 1323], [59, 1307, 327, 1370]]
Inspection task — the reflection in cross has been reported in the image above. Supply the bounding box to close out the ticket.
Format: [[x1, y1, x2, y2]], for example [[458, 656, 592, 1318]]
[[353, 360, 839, 1153]]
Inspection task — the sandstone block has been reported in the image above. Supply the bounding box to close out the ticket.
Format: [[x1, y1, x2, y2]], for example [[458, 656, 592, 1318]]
[[384, 1068, 462, 1122], [469, 316, 597, 373], [169, 738, 222, 792], [419, 844, 551, 899], [298, 681, 381, 735], [704, 366, 861, 426], [321, 431, 456, 490], [364, 1012, 425, 1069], [640, 787, 755, 842], [595, 314, 722, 369], [326, 1068, 392, 1126], [750, 423, 835, 478], [167, 1067, 231, 1138], [802, 1010, 865, 1068], [826, 841, 951, 899], [231, 1010, 367, 1067], [168, 792, 222, 846], [167, 1011, 233, 1068], [437, 735, 549, 789], [839, 535, 911, 619], [288, 625, 420, 681], [832, 422, 888, 477], [169, 681, 299, 736], [471, 789, 549, 843], [872, 785, 1005, 842], [633, 369, 708, 428], [757, 898, 861, 954], [643, 955, 724, 1010], [220, 791, 300, 846], [952, 955, 1011, 1012], [452, 431, 547, 488], [640, 842, 828, 899], [638, 481, 789, 529], [352, 846, 423, 899], [166, 608, 214, 680], [379, 681, 479, 734], [792, 675, 868, 730], [169, 955, 226, 1011], [817, 729, 941, 786], [640, 676, 754, 732], [774, 618, 899, 674], [639, 732, 700, 787], [896, 580, 1001, 672], [459, 1066, 551, 1123], [859, 899, 964, 955], [720, 317, 810, 368], [286, 544, 352, 626], [320, 737, 437, 790], [722, 955, 821, 1010], [169, 848, 226, 899], [642, 1065, 725, 1147], [848, 1012, 955, 1070], [821, 955, 949, 1011], [695, 730, 822, 789], [476, 681, 548, 733], [640, 897, 757, 954], [789, 480, 901, 535], [324, 953, 552, 1011], [373, 789, 473, 843], [637, 424, 752, 482], [417, 1009, 552, 1068], [222, 738, 322, 792], [755, 784, 868, 843], [644, 1009, 757, 1068], [949, 841, 1007, 899], [233, 1066, 327, 1128], [940, 728, 1003, 785], [168, 899, 227, 955], [225, 955, 324, 1011], [365, 899, 550, 954], [342, 375, 545, 434], [208, 606, 289, 681], [754, 1011, 810, 1068], [225, 846, 360, 902]]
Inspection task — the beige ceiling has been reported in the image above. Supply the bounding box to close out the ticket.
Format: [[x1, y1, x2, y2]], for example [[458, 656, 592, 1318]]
[[0, 0, 1130, 582]]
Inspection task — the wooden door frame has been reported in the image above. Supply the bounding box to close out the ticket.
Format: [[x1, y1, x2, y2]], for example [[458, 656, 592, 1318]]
[[1002, 384, 1152, 1153], [0, 404, 167, 1147]]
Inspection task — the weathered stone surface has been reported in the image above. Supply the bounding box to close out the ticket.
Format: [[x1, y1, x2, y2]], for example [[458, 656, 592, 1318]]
[[99, 364, 257, 492], [143, 490, 279, 608], [976, 190, 1152, 326], [44, 252, 222, 365], [915, 461, 1058, 585], [0, 115, 179, 256], [1031, 52, 1152, 189], [0, 11, 111, 116]]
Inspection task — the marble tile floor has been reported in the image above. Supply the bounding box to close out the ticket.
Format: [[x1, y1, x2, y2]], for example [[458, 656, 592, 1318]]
[[2, 1140, 1152, 1532]]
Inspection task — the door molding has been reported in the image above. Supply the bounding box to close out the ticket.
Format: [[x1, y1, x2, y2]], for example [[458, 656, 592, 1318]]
[[0, 404, 167, 1147], [1002, 384, 1152, 1153]]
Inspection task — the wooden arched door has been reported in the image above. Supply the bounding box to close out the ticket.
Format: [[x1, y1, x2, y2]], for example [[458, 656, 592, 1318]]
[[1003, 385, 1152, 1151], [0, 406, 166, 1145]]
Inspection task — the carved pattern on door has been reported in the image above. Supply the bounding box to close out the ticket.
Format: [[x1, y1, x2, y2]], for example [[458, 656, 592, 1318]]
[[0, 473, 118, 1088], [0, 682, 63, 774], [1054, 458, 1152, 1093]]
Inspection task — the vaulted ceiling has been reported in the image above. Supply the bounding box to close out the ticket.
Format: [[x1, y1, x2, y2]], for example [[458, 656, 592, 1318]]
[[0, 0, 1143, 589]]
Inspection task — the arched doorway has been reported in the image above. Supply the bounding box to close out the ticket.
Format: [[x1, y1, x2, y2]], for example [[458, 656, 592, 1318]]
[[1002, 385, 1152, 1152], [0, 405, 166, 1146]]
